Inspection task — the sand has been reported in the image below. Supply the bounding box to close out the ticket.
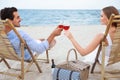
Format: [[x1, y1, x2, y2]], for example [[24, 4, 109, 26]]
[[1, 25, 119, 80], [20, 25, 105, 64]]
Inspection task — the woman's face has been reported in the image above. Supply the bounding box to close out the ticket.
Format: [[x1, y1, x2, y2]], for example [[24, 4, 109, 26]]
[[100, 11, 108, 25]]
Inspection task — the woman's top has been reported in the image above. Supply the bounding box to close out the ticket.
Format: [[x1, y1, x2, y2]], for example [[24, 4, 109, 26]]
[[98, 34, 112, 66]]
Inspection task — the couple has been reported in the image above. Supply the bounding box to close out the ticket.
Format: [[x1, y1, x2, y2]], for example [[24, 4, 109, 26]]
[[0, 6, 119, 65]]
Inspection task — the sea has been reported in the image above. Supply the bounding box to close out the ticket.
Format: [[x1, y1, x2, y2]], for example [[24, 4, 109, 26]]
[[19, 9, 101, 27]]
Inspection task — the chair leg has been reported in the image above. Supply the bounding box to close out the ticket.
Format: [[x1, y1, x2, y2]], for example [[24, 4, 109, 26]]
[[101, 65, 105, 80], [21, 43, 24, 80], [46, 50, 49, 63], [33, 58, 42, 73], [26, 44, 42, 73], [21, 59, 24, 80], [91, 44, 102, 73], [101, 42, 106, 80], [29, 53, 42, 73], [91, 61, 97, 73], [30, 54, 42, 73], [2, 58, 11, 69]]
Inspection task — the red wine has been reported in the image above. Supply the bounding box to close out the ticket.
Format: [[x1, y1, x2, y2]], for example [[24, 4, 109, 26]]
[[63, 25, 70, 30], [58, 25, 64, 28]]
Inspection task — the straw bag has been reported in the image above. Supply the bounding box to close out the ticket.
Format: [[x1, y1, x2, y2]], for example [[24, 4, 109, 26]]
[[53, 48, 90, 80]]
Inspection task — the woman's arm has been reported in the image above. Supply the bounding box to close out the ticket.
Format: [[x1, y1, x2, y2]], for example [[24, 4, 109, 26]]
[[64, 31, 104, 56]]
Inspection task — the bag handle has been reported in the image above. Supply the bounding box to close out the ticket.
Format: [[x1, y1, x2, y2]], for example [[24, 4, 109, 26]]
[[66, 48, 78, 62]]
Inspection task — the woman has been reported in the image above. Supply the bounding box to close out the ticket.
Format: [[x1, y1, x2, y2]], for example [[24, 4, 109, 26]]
[[64, 6, 119, 65]]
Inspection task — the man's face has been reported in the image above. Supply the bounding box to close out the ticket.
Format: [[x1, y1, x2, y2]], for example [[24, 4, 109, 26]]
[[12, 11, 21, 27]]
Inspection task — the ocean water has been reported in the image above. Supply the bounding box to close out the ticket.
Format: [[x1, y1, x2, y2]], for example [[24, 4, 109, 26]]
[[19, 9, 101, 27]]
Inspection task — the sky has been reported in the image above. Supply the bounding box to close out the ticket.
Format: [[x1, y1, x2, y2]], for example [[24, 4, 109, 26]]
[[0, 0, 120, 9]]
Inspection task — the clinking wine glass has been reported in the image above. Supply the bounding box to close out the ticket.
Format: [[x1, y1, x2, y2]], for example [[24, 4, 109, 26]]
[[58, 21, 64, 29], [58, 20, 70, 30], [63, 20, 70, 30]]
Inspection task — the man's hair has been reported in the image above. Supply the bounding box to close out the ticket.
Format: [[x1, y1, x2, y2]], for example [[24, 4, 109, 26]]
[[0, 7, 17, 20]]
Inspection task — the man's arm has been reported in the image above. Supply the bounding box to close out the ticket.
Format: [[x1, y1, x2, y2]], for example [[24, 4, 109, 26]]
[[47, 27, 63, 45]]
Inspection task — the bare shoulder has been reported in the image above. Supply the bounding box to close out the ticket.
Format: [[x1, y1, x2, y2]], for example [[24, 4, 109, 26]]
[[96, 33, 104, 38]]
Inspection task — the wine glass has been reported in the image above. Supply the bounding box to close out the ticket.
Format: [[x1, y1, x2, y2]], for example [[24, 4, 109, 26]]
[[63, 20, 70, 30], [58, 20, 64, 29]]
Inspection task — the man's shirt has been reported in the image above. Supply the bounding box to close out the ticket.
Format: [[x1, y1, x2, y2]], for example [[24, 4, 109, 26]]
[[7, 29, 49, 60]]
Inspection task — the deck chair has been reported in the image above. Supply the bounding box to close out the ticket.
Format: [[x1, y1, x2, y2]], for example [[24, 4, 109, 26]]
[[0, 19, 43, 80], [91, 14, 120, 80], [39, 48, 50, 63], [39, 40, 56, 63]]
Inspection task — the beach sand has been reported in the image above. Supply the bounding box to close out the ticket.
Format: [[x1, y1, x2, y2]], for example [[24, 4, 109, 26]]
[[0, 25, 120, 80], [20, 25, 105, 64]]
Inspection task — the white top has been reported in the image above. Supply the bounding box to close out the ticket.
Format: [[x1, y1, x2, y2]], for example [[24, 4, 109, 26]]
[[98, 34, 112, 66]]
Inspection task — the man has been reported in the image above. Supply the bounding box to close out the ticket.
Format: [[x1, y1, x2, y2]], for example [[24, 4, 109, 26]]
[[0, 7, 63, 60]]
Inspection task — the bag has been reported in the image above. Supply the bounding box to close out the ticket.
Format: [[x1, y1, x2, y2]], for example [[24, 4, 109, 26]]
[[52, 48, 90, 80], [53, 68, 80, 80]]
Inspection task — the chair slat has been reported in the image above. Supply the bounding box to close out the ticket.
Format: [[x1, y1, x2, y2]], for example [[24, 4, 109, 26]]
[[0, 22, 19, 60], [108, 15, 120, 65]]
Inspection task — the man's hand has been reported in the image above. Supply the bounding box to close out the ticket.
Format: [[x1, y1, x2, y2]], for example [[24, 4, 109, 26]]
[[47, 27, 63, 46], [51, 27, 63, 36]]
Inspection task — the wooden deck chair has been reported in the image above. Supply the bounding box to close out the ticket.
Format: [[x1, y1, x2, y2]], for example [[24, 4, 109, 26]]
[[38, 48, 50, 63], [0, 19, 43, 80], [39, 40, 56, 63], [91, 14, 120, 80]]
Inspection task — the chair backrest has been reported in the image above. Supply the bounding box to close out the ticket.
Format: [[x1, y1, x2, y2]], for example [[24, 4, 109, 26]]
[[91, 14, 120, 73], [0, 20, 42, 79], [0, 20, 20, 60], [108, 15, 120, 65], [0, 19, 35, 61]]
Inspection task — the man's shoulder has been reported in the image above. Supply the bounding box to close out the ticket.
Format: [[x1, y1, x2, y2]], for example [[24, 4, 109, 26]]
[[17, 29, 26, 34]]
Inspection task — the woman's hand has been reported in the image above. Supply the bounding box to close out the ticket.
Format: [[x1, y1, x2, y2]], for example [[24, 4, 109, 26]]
[[64, 30, 73, 40]]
